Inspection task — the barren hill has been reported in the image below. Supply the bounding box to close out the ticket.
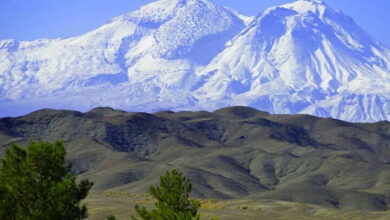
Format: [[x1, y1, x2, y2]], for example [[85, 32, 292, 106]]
[[1, 106, 390, 211]]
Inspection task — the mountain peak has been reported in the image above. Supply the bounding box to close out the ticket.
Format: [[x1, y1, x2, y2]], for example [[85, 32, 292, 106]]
[[1, 0, 390, 122], [113, 0, 216, 25], [112, 0, 183, 24], [279, 0, 327, 16], [119, 0, 245, 59]]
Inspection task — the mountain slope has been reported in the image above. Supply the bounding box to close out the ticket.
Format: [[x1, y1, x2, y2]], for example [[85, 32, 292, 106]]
[[0, 0, 245, 115], [2, 106, 390, 211], [1, 0, 390, 122], [194, 0, 390, 121]]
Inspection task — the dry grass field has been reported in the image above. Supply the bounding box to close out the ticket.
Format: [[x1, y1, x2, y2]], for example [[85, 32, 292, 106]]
[[85, 191, 390, 220]]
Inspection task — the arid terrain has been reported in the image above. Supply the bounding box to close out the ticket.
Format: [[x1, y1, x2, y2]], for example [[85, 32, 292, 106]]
[[2, 106, 390, 218], [84, 191, 390, 220]]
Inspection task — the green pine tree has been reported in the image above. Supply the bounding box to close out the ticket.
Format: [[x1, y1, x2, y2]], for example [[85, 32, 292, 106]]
[[107, 215, 117, 220], [132, 169, 201, 220], [0, 140, 93, 220]]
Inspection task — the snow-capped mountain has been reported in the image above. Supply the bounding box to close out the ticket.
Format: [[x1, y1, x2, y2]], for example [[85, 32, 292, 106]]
[[196, 0, 390, 121], [1, 0, 390, 122]]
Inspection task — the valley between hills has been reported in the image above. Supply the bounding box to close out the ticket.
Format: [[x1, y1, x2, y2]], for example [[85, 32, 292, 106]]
[[2, 106, 390, 219]]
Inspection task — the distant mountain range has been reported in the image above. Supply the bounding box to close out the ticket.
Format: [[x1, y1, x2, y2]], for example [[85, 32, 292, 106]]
[[1, 0, 390, 122]]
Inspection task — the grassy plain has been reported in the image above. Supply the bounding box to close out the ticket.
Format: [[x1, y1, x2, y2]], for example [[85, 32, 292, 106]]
[[85, 191, 390, 220]]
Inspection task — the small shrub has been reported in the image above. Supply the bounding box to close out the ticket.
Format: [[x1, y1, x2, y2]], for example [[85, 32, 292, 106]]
[[132, 169, 201, 220], [106, 215, 117, 220]]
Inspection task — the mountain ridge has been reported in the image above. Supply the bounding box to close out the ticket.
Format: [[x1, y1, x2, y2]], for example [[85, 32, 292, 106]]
[[1, 0, 390, 122], [2, 106, 390, 211]]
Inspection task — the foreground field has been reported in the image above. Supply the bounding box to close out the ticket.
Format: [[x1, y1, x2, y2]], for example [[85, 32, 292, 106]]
[[85, 191, 390, 220]]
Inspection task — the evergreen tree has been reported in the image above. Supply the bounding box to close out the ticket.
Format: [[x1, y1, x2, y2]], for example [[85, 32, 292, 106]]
[[0, 140, 93, 220], [107, 215, 117, 220], [132, 169, 201, 220]]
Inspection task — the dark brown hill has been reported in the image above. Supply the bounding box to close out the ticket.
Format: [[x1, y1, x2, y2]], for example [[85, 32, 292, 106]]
[[1, 106, 390, 211]]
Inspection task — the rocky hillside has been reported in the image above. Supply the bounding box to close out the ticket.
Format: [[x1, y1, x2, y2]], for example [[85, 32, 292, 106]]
[[1, 106, 390, 211]]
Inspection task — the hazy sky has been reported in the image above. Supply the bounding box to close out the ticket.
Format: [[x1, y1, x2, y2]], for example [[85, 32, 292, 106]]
[[1, 0, 389, 46]]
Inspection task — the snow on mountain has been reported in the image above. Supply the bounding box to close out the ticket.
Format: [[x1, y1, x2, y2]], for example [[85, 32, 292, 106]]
[[1, 0, 390, 122], [0, 0, 245, 116], [193, 0, 390, 121]]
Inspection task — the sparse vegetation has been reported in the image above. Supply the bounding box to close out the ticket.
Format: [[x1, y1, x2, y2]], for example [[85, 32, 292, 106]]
[[132, 169, 202, 220], [106, 215, 117, 220], [3, 106, 390, 219], [0, 140, 93, 220]]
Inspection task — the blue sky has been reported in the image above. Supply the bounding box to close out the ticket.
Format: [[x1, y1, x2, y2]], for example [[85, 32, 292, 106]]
[[1, 0, 389, 46]]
